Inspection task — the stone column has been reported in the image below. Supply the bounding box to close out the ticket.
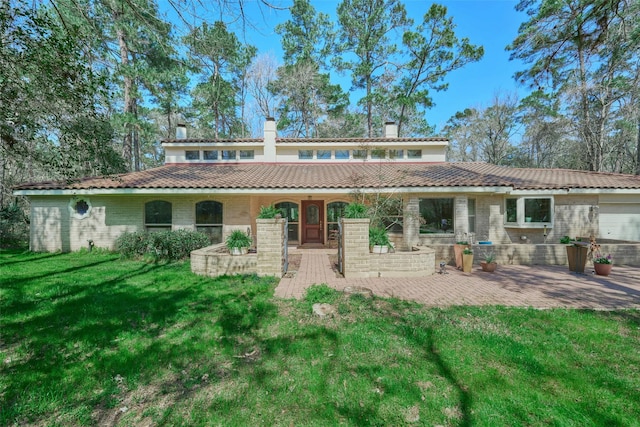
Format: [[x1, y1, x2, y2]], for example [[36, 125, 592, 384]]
[[403, 197, 420, 250], [341, 218, 370, 278], [256, 218, 286, 277]]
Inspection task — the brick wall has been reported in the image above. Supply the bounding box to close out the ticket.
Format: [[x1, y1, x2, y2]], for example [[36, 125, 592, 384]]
[[256, 218, 286, 277], [340, 218, 371, 278], [191, 244, 257, 276]]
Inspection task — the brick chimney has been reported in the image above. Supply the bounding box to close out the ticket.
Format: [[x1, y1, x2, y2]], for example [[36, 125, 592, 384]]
[[176, 123, 187, 139], [384, 121, 398, 138], [264, 117, 277, 162]]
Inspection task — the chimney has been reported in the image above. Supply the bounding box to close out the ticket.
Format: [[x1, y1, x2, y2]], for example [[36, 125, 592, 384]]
[[264, 117, 277, 162], [384, 121, 398, 138], [176, 123, 187, 139]]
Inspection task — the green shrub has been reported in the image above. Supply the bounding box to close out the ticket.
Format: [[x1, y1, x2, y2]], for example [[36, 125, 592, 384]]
[[225, 229, 252, 250], [343, 202, 368, 219], [116, 230, 209, 261], [369, 226, 391, 247], [257, 205, 282, 219], [0, 203, 29, 249]]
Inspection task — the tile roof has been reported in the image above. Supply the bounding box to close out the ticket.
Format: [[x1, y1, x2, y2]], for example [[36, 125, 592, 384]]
[[13, 162, 640, 192], [160, 137, 448, 144]]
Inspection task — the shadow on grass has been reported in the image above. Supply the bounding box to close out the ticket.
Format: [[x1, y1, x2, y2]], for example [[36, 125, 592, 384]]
[[0, 253, 279, 426]]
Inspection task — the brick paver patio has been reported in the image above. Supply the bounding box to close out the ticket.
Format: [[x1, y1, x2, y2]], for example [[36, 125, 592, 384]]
[[275, 248, 640, 309]]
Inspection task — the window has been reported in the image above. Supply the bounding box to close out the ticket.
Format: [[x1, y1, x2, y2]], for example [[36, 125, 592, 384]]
[[196, 201, 223, 243], [407, 149, 422, 159], [203, 150, 218, 160], [222, 150, 236, 160], [371, 148, 385, 159], [389, 149, 404, 159], [505, 197, 553, 226], [185, 150, 200, 160], [419, 198, 454, 234], [275, 202, 299, 242], [327, 201, 348, 241], [335, 150, 349, 160], [145, 200, 172, 231], [317, 150, 331, 159], [468, 198, 476, 233], [298, 150, 313, 160], [69, 198, 92, 219], [239, 150, 254, 159], [353, 149, 367, 159]]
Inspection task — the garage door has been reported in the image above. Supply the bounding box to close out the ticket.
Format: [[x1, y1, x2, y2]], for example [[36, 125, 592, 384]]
[[599, 203, 640, 241]]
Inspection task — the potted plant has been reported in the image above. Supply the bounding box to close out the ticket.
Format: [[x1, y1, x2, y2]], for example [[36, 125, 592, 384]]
[[563, 236, 588, 273], [591, 238, 612, 276], [226, 229, 252, 255], [369, 226, 391, 254], [480, 251, 497, 272], [454, 241, 470, 270], [462, 247, 474, 273]]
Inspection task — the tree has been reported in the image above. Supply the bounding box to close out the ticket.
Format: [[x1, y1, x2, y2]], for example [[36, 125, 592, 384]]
[[394, 4, 483, 136], [508, 0, 640, 172], [185, 21, 256, 138], [335, 0, 411, 137], [271, 0, 348, 137]]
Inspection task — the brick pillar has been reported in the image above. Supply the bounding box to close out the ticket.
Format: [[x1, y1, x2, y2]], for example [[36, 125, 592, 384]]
[[404, 197, 420, 250], [341, 218, 370, 278], [256, 218, 286, 277]]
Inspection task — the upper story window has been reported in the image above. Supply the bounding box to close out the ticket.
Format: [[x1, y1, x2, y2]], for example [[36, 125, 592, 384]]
[[389, 149, 404, 159], [298, 150, 313, 160], [204, 150, 218, 160], [239, 150, 254, 159], [353, 149, 367, 159], [419, 198, 454, 234], [317, 150, 331, 159], [145, 200, 172, 231], [335, 150, 349, 160], [222, 150, 236, 160], [371, 148, 385, 159], [407, 149, 422, 159], [505, 197, 553, 226], [185, 150, 200, 160]]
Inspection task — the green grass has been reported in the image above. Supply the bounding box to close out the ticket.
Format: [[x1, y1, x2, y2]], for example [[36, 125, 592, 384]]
[[1, 250, 640, 426]]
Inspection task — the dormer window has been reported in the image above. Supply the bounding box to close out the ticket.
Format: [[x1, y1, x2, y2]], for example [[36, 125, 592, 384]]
[[353, 150, 367, 159], [317, 150, 331, 159], [239, 150, 254, 159], [407, 149, 422, 159], [185, 150, 200, 160], [204, 150, 218, 160], [298, 150, 313, 160], [222, 150, 236, 160], [335, 150, 349, 160]]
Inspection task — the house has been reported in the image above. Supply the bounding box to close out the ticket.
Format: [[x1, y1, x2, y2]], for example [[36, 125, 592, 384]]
[[13, 119, 640, 264]]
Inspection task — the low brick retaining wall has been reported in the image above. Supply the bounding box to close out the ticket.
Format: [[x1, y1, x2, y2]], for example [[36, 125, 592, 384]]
[[368, 247, 436, 278], [427, 243, 640, 267], [191, 244, 257, 277]]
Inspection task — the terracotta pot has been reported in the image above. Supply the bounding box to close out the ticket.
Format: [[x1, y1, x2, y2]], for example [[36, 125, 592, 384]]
[[462, 253, 474, 273], [594, 262, 612, 276], [481, 261, 497, 273]]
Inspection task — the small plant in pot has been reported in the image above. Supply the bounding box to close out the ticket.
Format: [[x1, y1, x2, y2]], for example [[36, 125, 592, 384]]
[[226, 229, 252, 255], [480, 251, 497, 272], [369, 226, 391, 254], [462, 247, 474, 273]]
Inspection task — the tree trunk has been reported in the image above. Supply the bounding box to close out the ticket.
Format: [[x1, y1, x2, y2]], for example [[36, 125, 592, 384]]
[[115, 15, 133, 171]]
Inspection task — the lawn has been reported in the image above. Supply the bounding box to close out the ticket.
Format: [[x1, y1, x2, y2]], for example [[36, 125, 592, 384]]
[[1, 250, 640, 426]]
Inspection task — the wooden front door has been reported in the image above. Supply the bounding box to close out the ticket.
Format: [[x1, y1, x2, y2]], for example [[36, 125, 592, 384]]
[[301, 200, 324, 244]]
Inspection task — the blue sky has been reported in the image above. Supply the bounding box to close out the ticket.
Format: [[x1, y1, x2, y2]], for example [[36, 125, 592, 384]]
[[173, 0, 529, 133]]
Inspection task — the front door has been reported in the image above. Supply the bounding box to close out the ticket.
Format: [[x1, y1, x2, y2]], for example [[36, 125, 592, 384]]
[[301, 200, 324, 244]]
